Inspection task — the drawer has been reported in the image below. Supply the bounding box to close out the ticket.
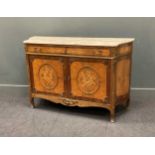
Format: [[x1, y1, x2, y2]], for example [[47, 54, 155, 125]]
[[26, 45, 66, 54], [67, 47, 111, 57]]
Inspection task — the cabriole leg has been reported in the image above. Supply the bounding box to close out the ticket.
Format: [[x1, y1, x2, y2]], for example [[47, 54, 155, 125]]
[[126, 98, 130, 108], [30, 97, 35, 108], [110, 109, 115, 123]]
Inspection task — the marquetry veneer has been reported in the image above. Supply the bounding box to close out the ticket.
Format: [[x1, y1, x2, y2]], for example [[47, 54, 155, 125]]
[[24, 36, 135, 122]]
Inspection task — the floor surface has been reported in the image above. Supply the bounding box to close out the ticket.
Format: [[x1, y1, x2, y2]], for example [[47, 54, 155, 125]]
[[0, 87, 155, 137]]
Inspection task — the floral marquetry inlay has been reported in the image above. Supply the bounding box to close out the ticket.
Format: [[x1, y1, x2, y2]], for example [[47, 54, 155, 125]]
[[77, 67, 100, 95], [39, 64, 58, 90]]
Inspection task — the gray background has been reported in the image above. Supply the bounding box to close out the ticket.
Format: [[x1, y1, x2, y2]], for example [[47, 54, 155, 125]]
[[0, 17, 154, 88]]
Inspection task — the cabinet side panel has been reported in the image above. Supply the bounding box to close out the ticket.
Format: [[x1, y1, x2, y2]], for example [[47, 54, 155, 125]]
[[116, 58, 130, 96]]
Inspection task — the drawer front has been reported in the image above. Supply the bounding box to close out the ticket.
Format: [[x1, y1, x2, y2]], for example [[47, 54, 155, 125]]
[[67, 47, 111, 57], [26, 45, 66, 54], [30, 56, 64, 95], [70, 60, 108, 102], [26, 45, 111, 57]]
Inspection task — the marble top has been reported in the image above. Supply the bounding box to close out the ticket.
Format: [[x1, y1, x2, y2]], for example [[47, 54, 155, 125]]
[[24, 36, 135, 47]]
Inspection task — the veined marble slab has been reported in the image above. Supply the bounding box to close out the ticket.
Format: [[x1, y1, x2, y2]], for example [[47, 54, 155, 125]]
[[24, 36, 135, 47]]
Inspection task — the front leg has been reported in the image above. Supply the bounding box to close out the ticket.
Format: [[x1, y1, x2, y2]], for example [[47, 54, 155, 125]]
[[126, 98, 130, 108], [30, 97, 36, 108], [110, 108, 115, 123]]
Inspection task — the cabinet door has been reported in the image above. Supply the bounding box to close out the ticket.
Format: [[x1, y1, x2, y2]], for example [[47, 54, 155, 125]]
[[70, 59, 108, 102], [30, 56, 64, 95]]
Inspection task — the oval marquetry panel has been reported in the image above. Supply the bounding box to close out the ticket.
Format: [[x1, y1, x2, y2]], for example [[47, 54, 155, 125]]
[[77, 67, 100, 95], [39, 64, 58, 90]]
